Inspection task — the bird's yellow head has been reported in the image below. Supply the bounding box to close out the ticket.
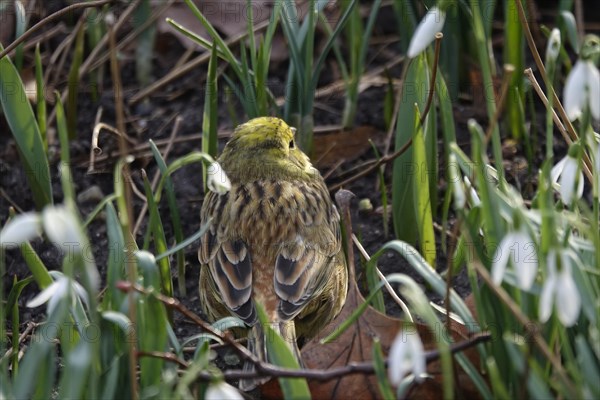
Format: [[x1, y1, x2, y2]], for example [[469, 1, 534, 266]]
[[230, 117, 296, 154], [219, 117, 314, 182]]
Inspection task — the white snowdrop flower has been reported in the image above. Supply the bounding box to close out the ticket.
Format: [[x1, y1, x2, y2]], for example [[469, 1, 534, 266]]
[[546, 28, 561, 62], [539, 250, 581, 327], [407, 7, 446, 58], [551, 155, 583, 204], [42, 206, 84, 253], [388, 330, 426, 385], [27, 274, 89, 315], [0, 212, 42, 248], [205, 381, 243, 400], [492, 229, 537, 290], [207, 162, 231, 195], [463, 176, 481, 207], [563, 60, 600, 121]]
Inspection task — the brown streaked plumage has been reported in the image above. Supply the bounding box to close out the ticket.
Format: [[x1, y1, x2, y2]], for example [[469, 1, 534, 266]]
[[198, 117, 348, 390]]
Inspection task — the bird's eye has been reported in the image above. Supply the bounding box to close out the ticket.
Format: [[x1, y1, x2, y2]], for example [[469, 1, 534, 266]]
[[289, 140, 295, 149]]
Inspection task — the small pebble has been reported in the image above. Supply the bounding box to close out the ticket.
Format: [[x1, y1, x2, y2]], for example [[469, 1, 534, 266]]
[[77, 185, 105, 203], [358, 198, 373, 213], [223, 350, 240, 366]]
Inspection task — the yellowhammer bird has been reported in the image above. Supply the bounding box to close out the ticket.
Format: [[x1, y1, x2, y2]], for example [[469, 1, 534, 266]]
[[198, 117, 348, 390]]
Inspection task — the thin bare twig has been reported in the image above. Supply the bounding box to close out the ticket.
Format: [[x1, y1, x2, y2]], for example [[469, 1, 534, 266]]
[[21, 23, 67, 58], [524, 68, 594, 182], [50, 16, 86, 91], [137, 351, 190, 369], [137, 331, 491, 382], [117, 281, 260, 366], [87, 0, 177, 72], [0, 322, 36, 364], [0, 191, 25, 214], [90, 122, 137, 154], [514, 0, 594, 184], [420, 33, 444, 124], [329, 138, 412, 192], [129, 18, 271, 104], [524, 69, 570, 143], [352, 234, 413, 320], [121, 276, 491, 384], [46, 0, 144, 128], [0, 0, 115, 61]]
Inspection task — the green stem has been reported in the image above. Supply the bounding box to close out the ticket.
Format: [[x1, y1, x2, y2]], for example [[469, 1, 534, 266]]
[[469, 2, 506, 188]]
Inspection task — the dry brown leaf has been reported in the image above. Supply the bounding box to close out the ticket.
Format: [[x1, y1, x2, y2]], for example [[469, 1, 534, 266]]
[[259, 280, 481, 399], [156, 2, 209, 51], [301, 283, 481, 400], [313, 126, 379, 168], [156, 0, 299, 52]]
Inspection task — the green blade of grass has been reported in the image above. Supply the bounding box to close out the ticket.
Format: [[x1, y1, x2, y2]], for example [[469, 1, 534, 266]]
[[255, 304, 311, 399], [245, 0, 257, 73], [19, 241, 53, 289], [58, 341, 92, 399], [303, 0, 316, 118], [365, 257, 386, 313], [7, 276, 34, 374], [134, 0, 156, 87], [412, 106, 436, 267], [310, 0, 357, 95], [256, 1, 282, 114], [83, 194, 118, 227], [469, 1, 505, 185], [142, 171, 173, 299], [100, 356, 121, 400], [469, 120, 502, 241], [504, 1, 525, 140], [155, 221, 210, 262], [0, 44, 53, 209], [5, 276, 34, 319], [102, 202, 126, 311], [34, 44, 47, 152], [202, 43, 218, 162], [372, 339, 395, 399], [392, 53, 429, 245], [153, 152, 214, 204], [54, 91, 71, 166], [165, 18, 228, 59], [375, 241, 477, 327], [181, 0, 243, 80], [342, 0, 382, 128], [13, 339, 56, 399], [13, 1, 26, 71], [135, 252, 169, 390], [238, 43, 258, 117], [148, 140, 186, 296], [436, 73, 457, 158]]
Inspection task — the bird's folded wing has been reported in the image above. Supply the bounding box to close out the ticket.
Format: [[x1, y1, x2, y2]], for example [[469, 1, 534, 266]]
[[274, 201, 342, 320], [199, 191, 256, 324]]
